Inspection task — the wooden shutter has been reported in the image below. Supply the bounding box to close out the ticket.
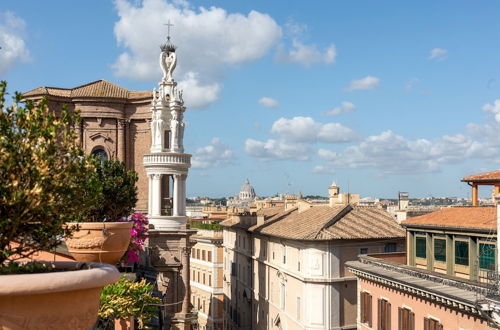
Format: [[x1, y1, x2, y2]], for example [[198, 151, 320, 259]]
[[360, 292, 366, 323], [386, 301, 391, 330], [398, 307, 402, 330], [436, 323, 443, 330], [368, 294, 372, 327], [409, 311, 415, 330], [424, 317, 430, 330], [378, 299, 382, 329]]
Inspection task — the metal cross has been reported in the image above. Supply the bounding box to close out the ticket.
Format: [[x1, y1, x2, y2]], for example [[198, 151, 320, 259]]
[[164, 20, 174, 41]]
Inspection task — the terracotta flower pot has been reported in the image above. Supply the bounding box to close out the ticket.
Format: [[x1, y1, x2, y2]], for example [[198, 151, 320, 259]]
[[115, 317, 135, 330], [65, 222, 133, 264], [0, 261, 120, 330]]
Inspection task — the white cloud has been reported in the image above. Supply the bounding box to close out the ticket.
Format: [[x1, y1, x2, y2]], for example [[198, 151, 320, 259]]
[[429, 48, 447, 61], [312, 165, 335, 174], [276, 40, 336, 67], [405, 78, 419, 91], [113, 0, 282, 109], [324, 101, 356, 116], [320, 130, 492, 175], [191, 137, 235, 168], [245, 138, 311, 161], [345, 76, 380, 91], [482, 99, 500, 123], [0, 11, 30, 75], [258, 97, 279, 108], [270, 116, 357, 143], [178, 72, 220, 109]]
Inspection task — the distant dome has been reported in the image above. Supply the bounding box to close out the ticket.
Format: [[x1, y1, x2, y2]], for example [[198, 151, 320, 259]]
[[239, 178, 256, 200]]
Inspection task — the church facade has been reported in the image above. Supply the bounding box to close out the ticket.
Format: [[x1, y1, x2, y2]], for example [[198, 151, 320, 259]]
[[24, 80, 152, 212]]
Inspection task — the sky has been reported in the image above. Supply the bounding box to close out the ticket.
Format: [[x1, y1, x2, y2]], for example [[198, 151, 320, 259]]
[[2, 0, 500, 199]]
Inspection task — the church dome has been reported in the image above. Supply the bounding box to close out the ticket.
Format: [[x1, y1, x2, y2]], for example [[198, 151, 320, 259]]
[[239, 179, 256, 200]]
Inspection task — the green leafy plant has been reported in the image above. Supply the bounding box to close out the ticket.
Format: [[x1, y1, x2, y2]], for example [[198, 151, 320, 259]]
[[0, 81, 101, 265], [189, 221, 223, 230], [99, 276, 161, 329], [83, 159, 138, 222]]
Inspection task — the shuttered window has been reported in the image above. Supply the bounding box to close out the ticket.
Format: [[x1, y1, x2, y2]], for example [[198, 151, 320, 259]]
[[398, 307, 415, 330], [416, 237, 426, 258], [433, 239, 446, 262], [360, 292, 372, 327], [423, 317, 443, 330], [377, 298, 391, 330], [479, 243, 495, 270], [455, 240, 469, 266]]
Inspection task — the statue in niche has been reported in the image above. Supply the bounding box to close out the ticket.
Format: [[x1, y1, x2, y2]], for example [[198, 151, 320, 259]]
[[151, 109, 163, 149], [160, 48, 177, 82], [170, 110, 184, 152]]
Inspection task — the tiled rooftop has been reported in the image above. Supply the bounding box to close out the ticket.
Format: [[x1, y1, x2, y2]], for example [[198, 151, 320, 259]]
[[247, 205, 405, 240], [462, 169, 500, 182], [401, 206, 496, 232], [23, 80, 151, 100]]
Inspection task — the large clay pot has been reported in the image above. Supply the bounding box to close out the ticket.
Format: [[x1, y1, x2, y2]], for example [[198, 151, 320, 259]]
[[65, 222, 133, 264], [0, 261, 120, 330]]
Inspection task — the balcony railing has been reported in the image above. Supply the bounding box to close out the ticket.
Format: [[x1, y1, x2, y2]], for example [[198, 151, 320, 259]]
[[143, 153, 191, 166]]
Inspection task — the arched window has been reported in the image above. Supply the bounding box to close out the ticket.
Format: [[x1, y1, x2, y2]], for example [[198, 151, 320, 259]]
[[91, 148, 108, 162]]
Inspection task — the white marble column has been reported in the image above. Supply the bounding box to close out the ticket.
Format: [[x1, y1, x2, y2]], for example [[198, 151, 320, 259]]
[[179, 174, 187, 216], [173, 174, 181, 216], [148, 174, 153, 216], [151, 174, 162, 216]]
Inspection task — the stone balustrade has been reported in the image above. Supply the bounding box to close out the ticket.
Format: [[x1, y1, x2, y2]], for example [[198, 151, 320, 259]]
[[143, 153, 191, 166]]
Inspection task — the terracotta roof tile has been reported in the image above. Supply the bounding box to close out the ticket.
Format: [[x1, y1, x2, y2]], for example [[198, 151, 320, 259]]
[[23, 80, 151, 100], [401, 207, 496, 231], [251, 205, 404, 240], [462, 170, 500, 182]]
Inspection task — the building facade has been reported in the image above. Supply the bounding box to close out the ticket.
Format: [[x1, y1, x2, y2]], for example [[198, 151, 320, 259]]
[[221, 184, 406, 330], [347, 177, 500, 330], [190, 229, 225, 330]]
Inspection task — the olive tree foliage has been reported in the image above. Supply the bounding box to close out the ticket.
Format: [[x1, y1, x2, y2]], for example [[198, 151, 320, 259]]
[[0, 81, 101, 264]]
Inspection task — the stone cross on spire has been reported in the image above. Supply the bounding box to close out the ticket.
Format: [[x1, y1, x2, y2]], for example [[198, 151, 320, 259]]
[[164, 20, 174, 43]]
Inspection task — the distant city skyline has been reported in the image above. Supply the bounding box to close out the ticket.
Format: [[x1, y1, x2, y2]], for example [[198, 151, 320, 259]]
[[2, 1, 500, 198]]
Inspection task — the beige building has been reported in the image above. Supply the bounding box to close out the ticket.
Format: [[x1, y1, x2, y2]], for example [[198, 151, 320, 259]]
[[191, 229, 225, 330], [221, 184, 405, 330]]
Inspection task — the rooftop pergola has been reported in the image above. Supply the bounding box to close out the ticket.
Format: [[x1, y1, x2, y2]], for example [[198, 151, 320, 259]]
[[461, 169, 500, 206]]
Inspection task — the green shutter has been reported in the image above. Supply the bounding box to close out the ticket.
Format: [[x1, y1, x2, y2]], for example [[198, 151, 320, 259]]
[[434, 239, 446, 262], [479, 243, 496, 270], [416, 237, 426, 258], [455, 241, 469, 266]]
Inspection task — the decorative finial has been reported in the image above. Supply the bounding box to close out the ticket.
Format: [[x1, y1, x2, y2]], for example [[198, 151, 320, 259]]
[[160, 20, 176, 53]]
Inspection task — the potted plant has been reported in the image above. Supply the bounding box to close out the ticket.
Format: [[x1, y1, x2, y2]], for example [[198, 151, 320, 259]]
[[65, 159, 139, 264], [0, 81, 120, 329], [98, 276, 161, 329]]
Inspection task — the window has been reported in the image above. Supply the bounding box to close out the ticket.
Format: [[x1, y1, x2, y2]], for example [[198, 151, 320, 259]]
[[298, 261, 301, 271], [423, 317, 442, 330], [297, 297, 301, 320], [360, 248, 368, 255], [283, 245, 287, 264], [208, 251, 212, 262], [433, 239, 446, 262], [360, 292, 372, 326], [384, 243, 397, 253], [480, 243, 496, 270], [203, 273, 205, 284], [378, 299, 391, 330], [280, 282, 286, 309], [197, 249, 200, 259], [455, 240, 469, 266], [91, 148, 108, 162], [209, 274, 212, 286], [398, 307, 415, 330], [231, 262, 236, 276], [416, 237, 426, 258], [202, 250, 206, 260]]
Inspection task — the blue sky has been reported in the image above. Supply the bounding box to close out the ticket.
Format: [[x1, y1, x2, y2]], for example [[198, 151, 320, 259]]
[[2, 0, 500, 199]]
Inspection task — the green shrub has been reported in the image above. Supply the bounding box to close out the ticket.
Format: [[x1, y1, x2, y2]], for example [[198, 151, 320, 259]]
[[99, 276, 161, 329], [189, 221, 223, 230], [0, 81, 101, 265], [84, 159, 138, 222]]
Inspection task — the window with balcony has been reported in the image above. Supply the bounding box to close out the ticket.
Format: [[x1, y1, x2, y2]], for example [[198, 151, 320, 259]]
[[479, 243, 496, 270], [433, 239, 446, 262], [360, 292, 372, 327], [398, 307, 415, 330], [455, 240, 469, 266], [415, 237, 426, 259], [378, 298, 391, 330], [423, 317, 442, 330]]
